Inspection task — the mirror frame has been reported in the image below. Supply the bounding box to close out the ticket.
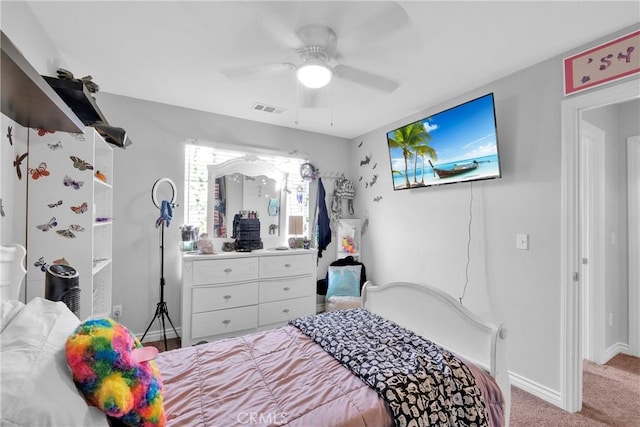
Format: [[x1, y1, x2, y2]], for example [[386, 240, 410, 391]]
[[206, 155, 288, 240]]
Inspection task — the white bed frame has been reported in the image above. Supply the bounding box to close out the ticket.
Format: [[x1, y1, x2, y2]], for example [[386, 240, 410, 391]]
[[363, 281, 510, 426]]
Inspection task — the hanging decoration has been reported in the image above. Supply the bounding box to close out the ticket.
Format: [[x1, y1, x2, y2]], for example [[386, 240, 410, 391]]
[[300, 162, 318, 181], [296, 185, 304, 204]]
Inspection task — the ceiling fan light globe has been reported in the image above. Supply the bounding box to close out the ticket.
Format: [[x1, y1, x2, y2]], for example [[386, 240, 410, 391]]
[[297, 60, 333, 89]]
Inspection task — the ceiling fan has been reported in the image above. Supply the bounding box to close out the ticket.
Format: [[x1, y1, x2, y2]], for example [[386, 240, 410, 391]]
[[222, 24, 400, 94]]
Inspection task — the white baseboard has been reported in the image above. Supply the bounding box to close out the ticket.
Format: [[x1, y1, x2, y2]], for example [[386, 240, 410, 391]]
[[603, 342, 630, 363], [139, 326, 182, 344], [509, 371, 563, 408]]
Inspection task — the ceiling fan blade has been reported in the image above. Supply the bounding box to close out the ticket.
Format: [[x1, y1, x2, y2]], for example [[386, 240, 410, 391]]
[[235, 2, 305, 48], [333, 65, 399, 93], [221, 63, 295, 80]]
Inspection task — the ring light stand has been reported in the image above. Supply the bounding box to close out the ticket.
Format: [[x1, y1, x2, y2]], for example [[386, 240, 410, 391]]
[[141, 178, 180, 350]]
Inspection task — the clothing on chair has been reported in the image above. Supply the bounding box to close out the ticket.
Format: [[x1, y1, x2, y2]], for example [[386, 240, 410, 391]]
[[317, 256, 366, 295]]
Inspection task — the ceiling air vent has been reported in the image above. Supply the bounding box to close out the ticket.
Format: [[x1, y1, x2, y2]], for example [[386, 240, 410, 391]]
[[253, 102, 285, 115]]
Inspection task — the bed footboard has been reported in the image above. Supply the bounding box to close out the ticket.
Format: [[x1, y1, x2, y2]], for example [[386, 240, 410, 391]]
[[362, 281, 510, 426]]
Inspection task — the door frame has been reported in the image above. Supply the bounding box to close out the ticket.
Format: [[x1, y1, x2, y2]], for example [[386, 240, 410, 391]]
[[628, 135, 640, 357], [560, 78, 639, 412]]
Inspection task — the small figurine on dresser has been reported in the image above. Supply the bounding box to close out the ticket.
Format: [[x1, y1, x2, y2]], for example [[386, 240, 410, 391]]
[[196, 233, 214, 254]]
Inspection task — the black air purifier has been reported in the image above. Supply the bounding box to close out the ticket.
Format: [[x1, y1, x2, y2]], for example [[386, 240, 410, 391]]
[[45, 264, 80, 317]]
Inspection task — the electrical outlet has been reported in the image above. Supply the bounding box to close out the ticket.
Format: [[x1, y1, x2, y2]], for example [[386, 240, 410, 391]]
[[609, 312, 613, 327], [113, 305, 123, 320]]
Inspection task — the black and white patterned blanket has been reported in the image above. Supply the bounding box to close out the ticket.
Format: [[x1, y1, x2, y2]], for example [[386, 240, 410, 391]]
[[290, 308, 489, 427]]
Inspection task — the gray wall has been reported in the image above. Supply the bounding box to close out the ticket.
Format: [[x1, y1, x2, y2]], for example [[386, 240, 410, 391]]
[[94, 92, 351, 340], [350, 26, 639, 395]]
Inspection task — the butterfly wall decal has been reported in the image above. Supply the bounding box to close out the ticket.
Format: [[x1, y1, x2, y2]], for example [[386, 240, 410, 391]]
[[56, 229, 76, 238], [48, 141, 63, 150], [36, 128, 55, 137], [48, 200, 63, 208], [94, 170, 107, 183], [34, 257, 49, 272], [36, 216, 58, 231], [28, 162, 50, 180], [69, 224, 85, 232], [13, 152, 28, 180], [7, 126, 13, 146], [360, 155, 371, 166], [70, 155, 93, 171], [70, 202, 88, 214], [63, 175, 84, 189]]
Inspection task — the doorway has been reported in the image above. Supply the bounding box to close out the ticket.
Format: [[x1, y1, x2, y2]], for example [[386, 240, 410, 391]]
[[560, 78, 640, 413]]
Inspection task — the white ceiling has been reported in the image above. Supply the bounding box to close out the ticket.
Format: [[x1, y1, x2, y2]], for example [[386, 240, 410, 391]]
[[26, 1, 639, 139]]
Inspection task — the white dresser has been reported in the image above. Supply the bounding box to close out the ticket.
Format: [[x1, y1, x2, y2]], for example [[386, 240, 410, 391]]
[[181, 249, 316, 347]]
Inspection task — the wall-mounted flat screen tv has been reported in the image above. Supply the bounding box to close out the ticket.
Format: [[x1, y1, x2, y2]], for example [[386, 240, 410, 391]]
[[386, 93, 501, 190]]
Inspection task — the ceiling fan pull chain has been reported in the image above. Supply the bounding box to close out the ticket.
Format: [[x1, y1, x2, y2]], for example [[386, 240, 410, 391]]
[[329, 85, 334, 127]]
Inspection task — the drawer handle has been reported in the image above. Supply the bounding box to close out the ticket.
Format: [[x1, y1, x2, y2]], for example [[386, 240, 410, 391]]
[[283, 287, 290, 291], [284, 263, 292, 268], [223, 295, 232, 300], [282, 308, 290, 314], [222, 319, 231, 325], [224, 268, 233, 273]]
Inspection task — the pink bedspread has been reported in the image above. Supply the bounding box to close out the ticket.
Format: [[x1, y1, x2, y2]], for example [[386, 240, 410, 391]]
[[156, 325, 504, 426], [156, 326, 393, 426]]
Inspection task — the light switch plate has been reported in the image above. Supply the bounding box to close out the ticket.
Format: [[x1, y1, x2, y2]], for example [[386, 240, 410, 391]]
[[516, 233, 529, 250]]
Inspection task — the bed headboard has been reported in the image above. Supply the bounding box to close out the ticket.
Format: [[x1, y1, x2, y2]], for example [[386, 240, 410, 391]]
[[363, 280, 510, 425]]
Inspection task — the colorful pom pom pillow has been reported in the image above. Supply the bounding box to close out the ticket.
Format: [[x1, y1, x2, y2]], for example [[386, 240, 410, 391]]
[[65, 318, 165, 426]]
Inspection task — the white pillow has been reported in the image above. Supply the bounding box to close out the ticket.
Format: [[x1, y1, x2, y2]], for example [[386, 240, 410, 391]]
[[0, 298, 108, 426]]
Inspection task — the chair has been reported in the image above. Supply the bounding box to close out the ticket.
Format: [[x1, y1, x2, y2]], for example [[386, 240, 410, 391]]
[[324, 261, 365, 312], [0, 244, 27, 301]]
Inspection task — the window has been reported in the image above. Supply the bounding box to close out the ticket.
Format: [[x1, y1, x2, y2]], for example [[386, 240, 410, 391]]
[[184, 144, 309, 237]]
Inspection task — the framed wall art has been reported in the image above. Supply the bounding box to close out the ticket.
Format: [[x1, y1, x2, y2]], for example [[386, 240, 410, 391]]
[[564, 29, 639, 96]]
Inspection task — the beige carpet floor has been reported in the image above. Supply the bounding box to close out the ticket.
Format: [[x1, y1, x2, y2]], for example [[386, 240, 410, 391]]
[[510, 353, 640, 426]]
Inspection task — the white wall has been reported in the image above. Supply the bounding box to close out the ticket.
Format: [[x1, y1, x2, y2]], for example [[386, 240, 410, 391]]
[[351, 25, 639, 395]]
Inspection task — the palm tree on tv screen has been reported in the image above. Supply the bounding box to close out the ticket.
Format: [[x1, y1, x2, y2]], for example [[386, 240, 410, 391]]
[[414, 142, 437, 185], [388, 122, 434, 188]]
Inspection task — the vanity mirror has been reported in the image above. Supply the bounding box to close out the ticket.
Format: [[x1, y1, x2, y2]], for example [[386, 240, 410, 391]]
[[206, 155, 288, 240]]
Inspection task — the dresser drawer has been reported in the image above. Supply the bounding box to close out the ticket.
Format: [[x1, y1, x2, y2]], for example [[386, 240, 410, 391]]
[[259, 254, 312, 279], [259, 276, 313, 303], [192, 282, 259, 313], [192, 257, 259, 285], [258, 296, 314, 326], [192, 305, 258, 339]]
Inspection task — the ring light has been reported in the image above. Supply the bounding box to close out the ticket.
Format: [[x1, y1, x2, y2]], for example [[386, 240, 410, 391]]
[[151, 178, 177, 209]]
